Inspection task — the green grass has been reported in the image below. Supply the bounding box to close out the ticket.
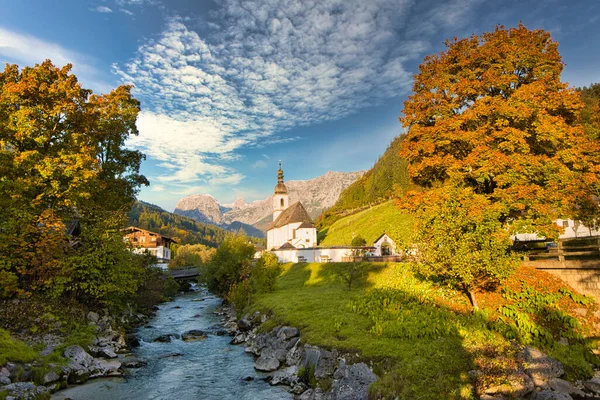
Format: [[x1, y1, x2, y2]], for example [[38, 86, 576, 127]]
[[252, 262, 599, 399], [319, 201, 414, 246], [0, 329, 38, 365], [254, 262, 475, 399]]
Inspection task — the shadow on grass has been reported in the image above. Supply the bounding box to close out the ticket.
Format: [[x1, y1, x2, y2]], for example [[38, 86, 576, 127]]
[[268, 262, 600, 398]]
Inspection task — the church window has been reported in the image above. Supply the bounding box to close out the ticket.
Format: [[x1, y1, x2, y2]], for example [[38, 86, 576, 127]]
[[280, 198, 284, 208]]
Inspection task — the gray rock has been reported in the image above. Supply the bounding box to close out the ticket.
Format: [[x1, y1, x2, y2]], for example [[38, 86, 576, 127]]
[[87, 311, 100, 324], [89, 346, 118, 359], [331, 362, 377, 400], [270, 366, 299, 386], [299, 387, 331, 400], [291, 382, 309, 395], [255, 348, 280, 372], [0, 376, 11, 385], [286, 337, 300, 350], [286, 339, 302, 367], [301, 345, 322, 370], [484, 372, 534, 398], [2, 382, 49, 400], [549, 378, 586, 397], [90, 359, 122, 378], [278, 326, 299, 341], [231, 333, 247, 345], [315, 348, 338, 379], [531, 389, 573, 400], [274, 348, 289, 363], [238, 317, 252, 332], [0, 367, 10, 377], [42, 371, 60, 385], [182, 330, 207, 342], [64, 345, 94, 382], [583, 377, 600, 394], [153, 334, 179, 343], [523, 347, 564, 388]]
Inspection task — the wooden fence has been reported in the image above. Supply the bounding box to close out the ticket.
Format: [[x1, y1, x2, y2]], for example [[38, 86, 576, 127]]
[[521, 237, 600, 263]]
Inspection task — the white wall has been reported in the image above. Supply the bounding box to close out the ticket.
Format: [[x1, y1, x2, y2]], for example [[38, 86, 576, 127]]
[[272, 247, 354, 263], [373, 234, 396, 256], [513, 219, 599, 241]]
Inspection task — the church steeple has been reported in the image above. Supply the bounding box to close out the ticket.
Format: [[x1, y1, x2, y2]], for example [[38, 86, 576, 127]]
[[273, 162, 289, 220]]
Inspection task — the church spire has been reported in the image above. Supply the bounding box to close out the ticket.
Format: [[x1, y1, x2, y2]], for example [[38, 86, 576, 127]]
[[277, 161, 284, 184], [274, 161, 288, 194]]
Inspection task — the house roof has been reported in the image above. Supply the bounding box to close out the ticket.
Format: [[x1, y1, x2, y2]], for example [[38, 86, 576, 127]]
[[268, 201, 314, 230], [278, 242, 297, 249], [122, 226, 177, 243], [297, 221, 315, 229], [373, 232, 392, 244]]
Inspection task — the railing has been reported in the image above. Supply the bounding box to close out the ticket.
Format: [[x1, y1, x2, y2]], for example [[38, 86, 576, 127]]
[[341, 255, 403, 263], [168, 266, 200, 279], [521, 237, 600, 263]]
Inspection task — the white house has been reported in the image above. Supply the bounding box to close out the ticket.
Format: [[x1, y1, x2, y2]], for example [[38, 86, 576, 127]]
[[266, 165, 318, 250], [372, 233, 397, 256], [513, 219, 599, 242]]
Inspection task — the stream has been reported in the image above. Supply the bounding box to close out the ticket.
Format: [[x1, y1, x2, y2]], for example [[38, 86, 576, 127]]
[[52, 287, 292, 399]]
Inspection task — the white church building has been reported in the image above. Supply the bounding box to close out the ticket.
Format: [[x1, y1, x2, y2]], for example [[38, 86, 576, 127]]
[[266, 166, 401, 263], [267, 165, 318, 250]]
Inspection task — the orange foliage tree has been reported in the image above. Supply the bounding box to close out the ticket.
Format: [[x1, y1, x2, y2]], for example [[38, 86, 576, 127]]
[[398, 25, 600, 308], [0, 60, 148, 301]]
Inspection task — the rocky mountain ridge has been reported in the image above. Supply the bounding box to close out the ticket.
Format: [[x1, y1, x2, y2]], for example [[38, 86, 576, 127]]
[[173, 171, 364, 232]]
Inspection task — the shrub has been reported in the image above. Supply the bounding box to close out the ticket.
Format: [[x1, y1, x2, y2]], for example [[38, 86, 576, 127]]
[[251, 253, 282, 293]]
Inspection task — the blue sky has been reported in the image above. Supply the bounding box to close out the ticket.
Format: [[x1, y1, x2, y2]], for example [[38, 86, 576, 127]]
[[1, 0, 599, 211]]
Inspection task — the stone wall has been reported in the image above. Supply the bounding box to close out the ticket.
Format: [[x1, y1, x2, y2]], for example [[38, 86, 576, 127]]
[[525, 260, 600, 301]]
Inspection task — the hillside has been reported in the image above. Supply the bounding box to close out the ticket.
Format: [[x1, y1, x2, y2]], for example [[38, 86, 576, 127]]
[[316, 135, 410, 230], [174, 170, 364, 231], [127, 201, 228, 247], [319, 201, 414, 246], [253, 262, 600, 399]]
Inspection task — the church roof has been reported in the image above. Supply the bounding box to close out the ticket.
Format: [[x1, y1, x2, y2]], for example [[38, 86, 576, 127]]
[[297, 221, 315, 229], [268, 201, 315, 230], [278, 242, 297, 250]]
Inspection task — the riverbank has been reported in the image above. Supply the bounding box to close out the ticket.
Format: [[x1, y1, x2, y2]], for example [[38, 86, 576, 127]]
[[245, 261, 600, 399], [50, 287, 291, 400]]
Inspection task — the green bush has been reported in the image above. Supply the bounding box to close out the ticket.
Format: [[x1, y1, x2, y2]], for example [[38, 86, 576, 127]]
[[251, 253, 282, 293], [200, 234, 255, 296]]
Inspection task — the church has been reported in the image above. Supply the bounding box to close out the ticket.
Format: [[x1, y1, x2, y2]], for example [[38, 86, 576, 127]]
[[266, 165, 318, 250]]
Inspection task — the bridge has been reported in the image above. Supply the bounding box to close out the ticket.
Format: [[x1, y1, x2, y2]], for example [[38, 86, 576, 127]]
[[167, 266, 200, 280]]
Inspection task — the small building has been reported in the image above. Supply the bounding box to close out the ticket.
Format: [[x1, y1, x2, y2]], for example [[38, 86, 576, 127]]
[[513, 219, 599, 242], [267, 165, 318, 250], [373, 233, 396, 256], [122, 226, 176, 263]]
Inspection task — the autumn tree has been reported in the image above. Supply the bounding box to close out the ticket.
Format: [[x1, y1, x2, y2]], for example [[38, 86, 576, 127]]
[[0, 60, 148, 301], [399, 25, 600, 308]]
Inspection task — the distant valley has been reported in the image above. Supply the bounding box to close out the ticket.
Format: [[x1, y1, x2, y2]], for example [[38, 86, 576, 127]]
[[173, 171, 364, 237]]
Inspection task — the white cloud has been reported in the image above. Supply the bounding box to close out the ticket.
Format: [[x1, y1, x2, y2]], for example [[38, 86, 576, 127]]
[[119, 8, 135, 16], [115, 0, 483, 189], [150, 184, 166, 192], [0, 27, 113, 93], [94, 6, 113, 13], [251, 160, 268, 169]]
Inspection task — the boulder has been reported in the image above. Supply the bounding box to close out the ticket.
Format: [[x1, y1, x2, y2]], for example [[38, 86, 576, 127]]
[[0, 376, 11, 385], [277, 326, 300, 341], [315, 348, 338, 379], [231, 333, 248, 345], [286, 340, 302, 367], [122, 358, 147, 368], [300, 387, 331, 400], [42, 371, 61, 385], [549, 378, 586, 397], [2, 382, 48, 400], [531, 389, 573, 400], [89, 345, 118, 359], [270, 366, 299, 386], [237, 317, 253, 332], [583, 377, 600, 394], [90, 359, 122, 378], [331, 361, 377, 400], [255, 348, 281, 372], [182, 330, 207, 342], [0, 367, 10, 377], [484, 372, 534, 398], [64, 345, 94, 382], [523, 347, 564, 388], [125, 333, 140, 348], [87, 311, 100, 324], [153, 334, 179, 343]]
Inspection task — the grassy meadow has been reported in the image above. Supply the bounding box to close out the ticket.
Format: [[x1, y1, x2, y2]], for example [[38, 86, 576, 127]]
[[319, 201, 414, 246], [252, 262, 600, 399]]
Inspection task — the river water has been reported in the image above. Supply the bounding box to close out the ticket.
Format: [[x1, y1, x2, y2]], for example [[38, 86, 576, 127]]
[[52, 287, 292, 400]]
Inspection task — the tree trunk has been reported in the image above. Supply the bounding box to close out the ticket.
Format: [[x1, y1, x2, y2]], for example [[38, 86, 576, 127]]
[[468, 289, 479, 310]]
